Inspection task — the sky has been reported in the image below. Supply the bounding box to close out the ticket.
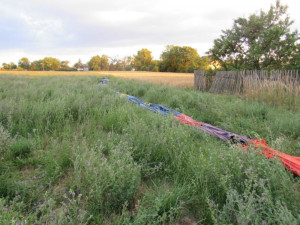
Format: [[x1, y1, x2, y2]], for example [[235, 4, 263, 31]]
[[0, 0, 299, 65]]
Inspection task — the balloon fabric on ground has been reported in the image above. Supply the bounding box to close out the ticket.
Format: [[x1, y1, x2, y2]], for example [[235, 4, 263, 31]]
[[99, 78, 300, 176]]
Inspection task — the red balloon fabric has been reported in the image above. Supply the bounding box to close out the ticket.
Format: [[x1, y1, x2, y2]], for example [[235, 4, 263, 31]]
[[174, 114, 300, 176], [249, 139, 300, 176]]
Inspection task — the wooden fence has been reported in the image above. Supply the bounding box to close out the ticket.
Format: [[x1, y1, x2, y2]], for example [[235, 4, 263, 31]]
[[194, 70, 300, 94], [194, 70, 206, 91]]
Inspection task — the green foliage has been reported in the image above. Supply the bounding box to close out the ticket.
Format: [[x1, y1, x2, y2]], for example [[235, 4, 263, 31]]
[[0, 191, 92, 224], [2, 63, 10, 70], [72, 142, 141, 215], [88, 55, 101, 71], [74, 59, 83, 69], [30, 60, 43, 70], [41, 57, 61, 70], [160, 45, 209, 72], [2, 62, 17, 70], [60, 60, 70, 70], [208, 0, 300, 70], [0, 124, 14, 154], [133, 48, 153, 71], [122, 56, 134, 71], [133, 183, 188, 224], [18, 57, 30, 70], [109, 57, 124, 71], [100, 55, 110, 71], [88, 55, 110, 71], [0, 74, 299, 224], [9, 137, 32, 159]]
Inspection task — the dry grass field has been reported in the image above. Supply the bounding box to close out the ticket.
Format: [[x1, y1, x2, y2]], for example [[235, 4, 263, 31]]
[[0, 71, 194, 88]]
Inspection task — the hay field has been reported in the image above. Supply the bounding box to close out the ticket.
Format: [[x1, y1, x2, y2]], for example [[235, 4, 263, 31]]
[[0, 71, 194, 88]]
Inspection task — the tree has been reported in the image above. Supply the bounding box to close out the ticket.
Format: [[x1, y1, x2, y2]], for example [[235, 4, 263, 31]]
[[100, 55, 109, 71], [133, 49, 153, 71], [149, 60, 159, 72], [159, 45, 208, 72], [10, 62, 17, 70], [286, 43, 300, 70], [122, 56, 134, 71], [88, 55, 101, 71], [208, 0, 299, 70], [74, 59, 83, 69], [30, 60, 43, 70], [61, 60, 70, 70], [18, 57, 30, 70], [2, 63, 10, 70], [41, 57, 61, 70], [109, 57, 124, 71]]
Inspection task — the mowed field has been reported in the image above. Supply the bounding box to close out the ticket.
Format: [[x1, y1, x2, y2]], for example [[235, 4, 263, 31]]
[[0, 73, 299, 224], [0, 71, 194, 88]]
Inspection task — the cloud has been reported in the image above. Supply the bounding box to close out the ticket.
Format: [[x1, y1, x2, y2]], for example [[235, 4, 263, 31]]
[[0, 0, 299, 64]]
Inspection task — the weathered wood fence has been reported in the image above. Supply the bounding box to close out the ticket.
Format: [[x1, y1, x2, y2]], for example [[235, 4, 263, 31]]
[[194, 70, 300, 94]]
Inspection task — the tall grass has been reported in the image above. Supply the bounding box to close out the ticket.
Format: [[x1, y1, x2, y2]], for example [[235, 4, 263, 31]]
[[0, 74, 299, 224], [243, 78, 300, 110], [196, 70, 300, 110]]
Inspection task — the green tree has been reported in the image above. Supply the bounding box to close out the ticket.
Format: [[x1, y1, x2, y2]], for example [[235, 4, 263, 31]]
[[286, 43, 300, 69], [109, 57, 123, 71], [100, 55, 109, 71], [2, 63, 10, 70], [159, 45, 208, 72], [41, 57, 61, 70], [9, 62, 17, 70], [18, 57, 30, 70], [149, 60, 159, 72], [133, 49, 153, 71], [61, 60, 70, 70], [122, 56, 134, 71], [74, 59, 83, 69], [208, 0, 299, 70], [30, 60, 43, 70], [88, 55, 101, 71]]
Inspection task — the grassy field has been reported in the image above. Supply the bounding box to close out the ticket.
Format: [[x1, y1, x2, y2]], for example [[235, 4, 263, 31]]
[[0, 71, 194, 88], [0, 74, 299, 224]]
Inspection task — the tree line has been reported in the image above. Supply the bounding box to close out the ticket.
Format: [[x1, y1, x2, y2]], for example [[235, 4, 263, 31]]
[[1, 1, 299, 72], [0, 45, 211, 73]]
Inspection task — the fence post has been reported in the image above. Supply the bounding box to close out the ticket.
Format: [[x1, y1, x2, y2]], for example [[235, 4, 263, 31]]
[[194, 70, 206, 91]]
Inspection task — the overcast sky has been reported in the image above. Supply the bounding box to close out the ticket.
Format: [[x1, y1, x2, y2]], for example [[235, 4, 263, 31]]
[[0, 0, 299, 65]]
